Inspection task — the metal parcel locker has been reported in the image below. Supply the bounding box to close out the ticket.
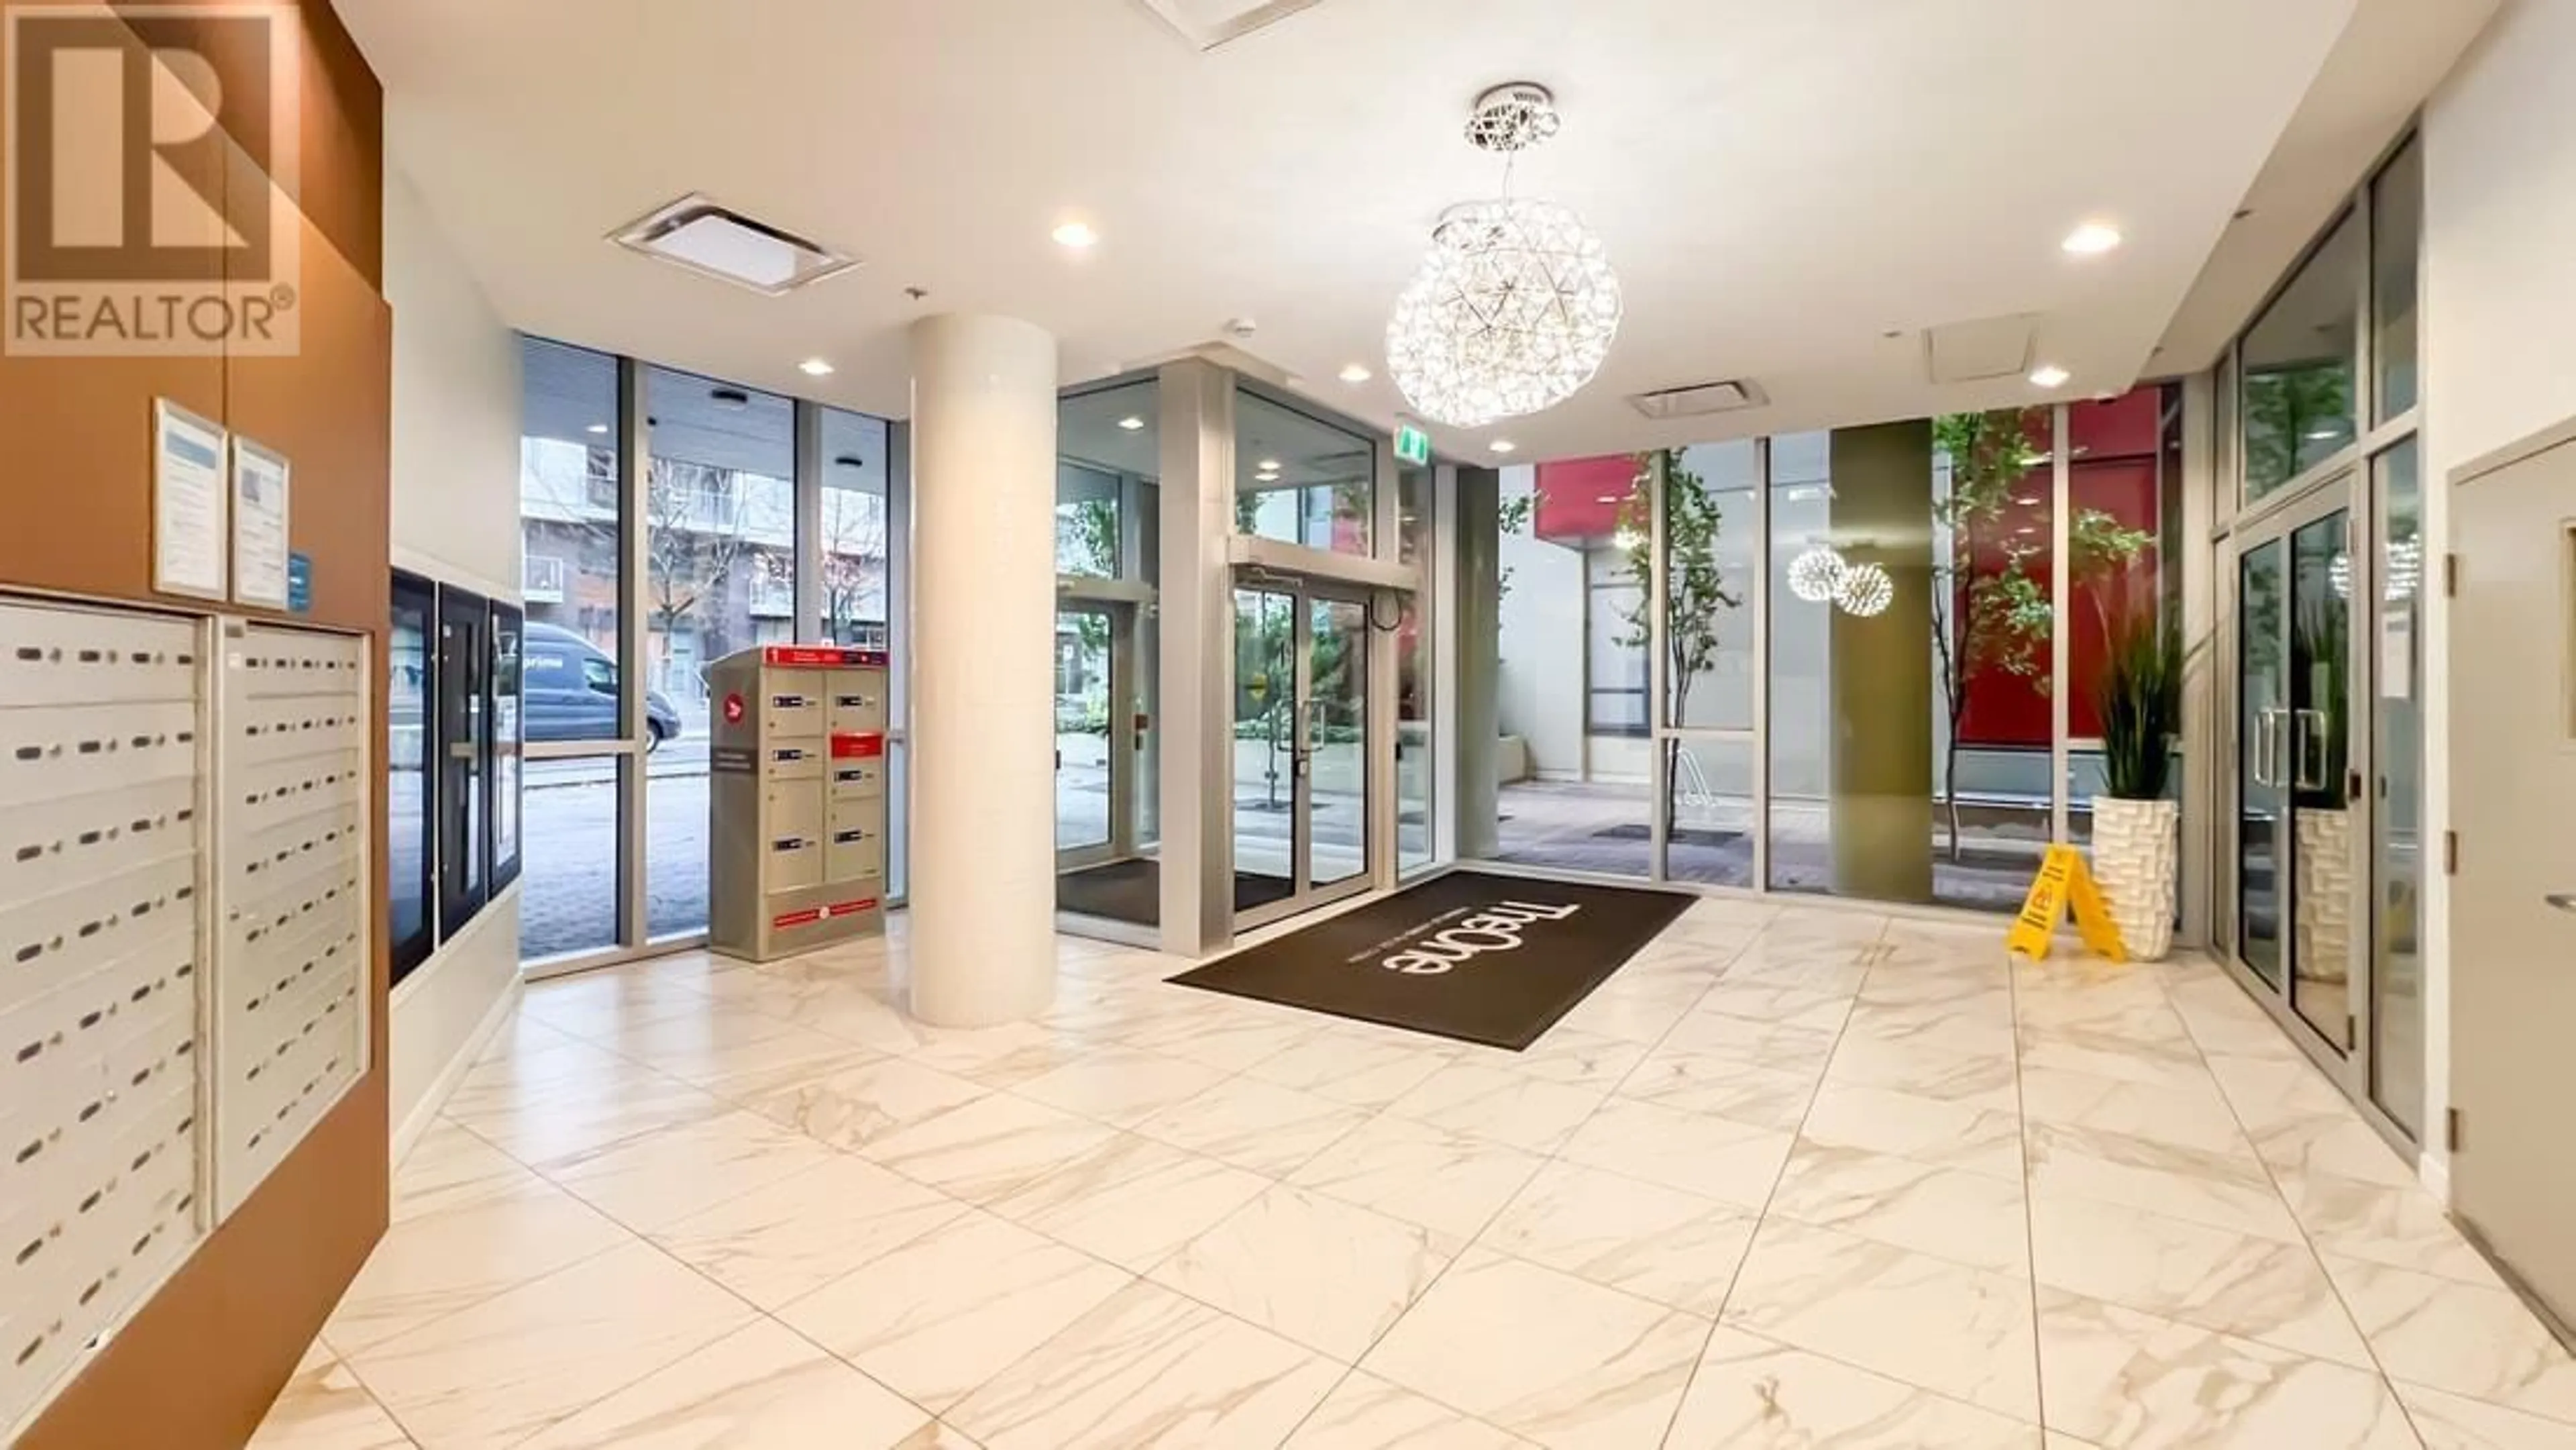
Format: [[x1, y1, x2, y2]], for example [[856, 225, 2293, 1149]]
[[708, 645, 890, 962]]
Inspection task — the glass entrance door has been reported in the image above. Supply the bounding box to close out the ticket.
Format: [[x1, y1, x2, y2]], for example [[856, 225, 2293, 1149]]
[[1232, 574, 1381, 928], [1055, 603, 1118, 864], [2226, 480, 2365, 1059]]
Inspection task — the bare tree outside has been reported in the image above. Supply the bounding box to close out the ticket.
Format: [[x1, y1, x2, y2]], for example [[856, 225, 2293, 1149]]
[[642, 456, 757, 688]]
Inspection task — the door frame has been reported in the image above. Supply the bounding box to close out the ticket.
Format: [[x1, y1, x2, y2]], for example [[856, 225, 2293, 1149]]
[[2217, 470, 2384, 1112], [1231, 568, 1392, 931]]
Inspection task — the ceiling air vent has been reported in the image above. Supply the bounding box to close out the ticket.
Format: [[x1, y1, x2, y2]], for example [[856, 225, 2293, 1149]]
[[1627, 378, 1769, 421], [611, 194, 858, 297], [1133, 0, 1323, 51], [1923, 314, 2037, 383]]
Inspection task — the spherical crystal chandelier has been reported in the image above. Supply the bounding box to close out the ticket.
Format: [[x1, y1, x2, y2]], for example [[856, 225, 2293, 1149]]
[[1786, 545, 1848, 604], [1835, 562, 1895, 618], [1386, 84, 1623, 428]]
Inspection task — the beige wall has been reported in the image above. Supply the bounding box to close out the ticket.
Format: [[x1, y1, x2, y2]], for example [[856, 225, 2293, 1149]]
[[381, 158, 528, 1155], [2413, 0, 2576, 1190]]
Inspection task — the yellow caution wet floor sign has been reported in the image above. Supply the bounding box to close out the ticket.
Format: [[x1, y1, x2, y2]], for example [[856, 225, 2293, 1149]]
[[2006, 845, 2128, 963]]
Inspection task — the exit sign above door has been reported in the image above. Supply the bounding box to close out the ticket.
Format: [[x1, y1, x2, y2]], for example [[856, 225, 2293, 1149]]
[[1395, 423, 1431, 467]]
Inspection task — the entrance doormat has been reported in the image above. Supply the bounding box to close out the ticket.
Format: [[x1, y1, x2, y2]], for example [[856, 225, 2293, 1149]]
[[1166, 870, 1694, 1049]]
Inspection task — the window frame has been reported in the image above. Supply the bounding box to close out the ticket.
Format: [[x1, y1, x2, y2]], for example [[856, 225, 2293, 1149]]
[[488, 600, 525, 897], [389, 570, 440, 984], [434, 582, 492, 943]]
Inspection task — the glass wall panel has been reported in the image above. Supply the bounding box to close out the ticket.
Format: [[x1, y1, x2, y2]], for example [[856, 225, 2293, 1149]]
[[521, 760, 627, 960], [1233, 585, 1297, 903], [1057, 464, 1122, 577], [1766, 432, 1834, 892], [642, 366, 794, 941], [1397, 595, 1433, 874], [1398, 463, 1433, 875], [519, 338, 624, 739], [1586, 542, 1648, 736], [2242, 210, 2362, 501], [1660, 441, 1758, 732], [517, 338, 627, 962], [1665, 737, 1754, 888], [2065, 386, 2182, 849], [1309, 596, 1370, 890], [2372, 139, 2422, 423], [1768, 415, 2059, 911], [1054, 382, 1162, 925], [2371, 438, 2425, 1132], [1236, 389, 1375, 557], [818, 409, 891, 648], [1490, 461, 1649, 876]]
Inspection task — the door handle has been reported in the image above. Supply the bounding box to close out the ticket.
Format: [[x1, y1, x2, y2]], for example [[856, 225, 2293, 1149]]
[[2547, 894, 2576, 915]]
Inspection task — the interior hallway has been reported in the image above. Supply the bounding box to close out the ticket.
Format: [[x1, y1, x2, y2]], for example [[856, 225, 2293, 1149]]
[[256, 902, 2573, 1449]]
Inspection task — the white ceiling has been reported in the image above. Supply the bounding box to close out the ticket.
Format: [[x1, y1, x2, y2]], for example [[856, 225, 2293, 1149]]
[[345, 0, 2474, 462]]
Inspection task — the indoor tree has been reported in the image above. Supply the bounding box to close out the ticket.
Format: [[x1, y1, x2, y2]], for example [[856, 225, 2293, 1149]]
[[1614, 448, 1742, 835], [1928, 409, 2151, 861], [2243, 362, 2352, 494]]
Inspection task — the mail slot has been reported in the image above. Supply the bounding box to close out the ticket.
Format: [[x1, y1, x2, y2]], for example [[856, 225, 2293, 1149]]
[[764, 690, 822, 739], [830, 760, 885, 800], [826, 827, 883, 882], [767, 834, 822, 891], [827, 672, 886, 733], [763, 744, 821, 782], [768, 787, 822, 841]]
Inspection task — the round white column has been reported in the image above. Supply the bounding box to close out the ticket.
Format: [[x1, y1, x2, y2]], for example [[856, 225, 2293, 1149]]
[[906, 313, 1060, 1027]]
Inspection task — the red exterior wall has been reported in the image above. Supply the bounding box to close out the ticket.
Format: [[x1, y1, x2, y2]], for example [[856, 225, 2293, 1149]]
[[1533, 456, 1645, 543]]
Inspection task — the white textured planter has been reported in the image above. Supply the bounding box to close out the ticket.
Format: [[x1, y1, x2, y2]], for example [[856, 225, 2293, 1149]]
[[2090, 796, 2179, 962], [2294, 807, 2353, 984]]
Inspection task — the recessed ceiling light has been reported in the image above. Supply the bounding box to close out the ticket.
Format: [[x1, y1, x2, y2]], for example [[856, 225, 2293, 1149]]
[[1117, 416, 1145, 431], [586, 424, 608, 435], [1489, 439, 1518, 454], [1258, 458, 1282, 470], [1338, 363, 1373, 384], [798, 358, 835, 377], [1052, 220, 1099, 250], [2061, 221, 2123, 256], [2029, 365, 2071, 389]]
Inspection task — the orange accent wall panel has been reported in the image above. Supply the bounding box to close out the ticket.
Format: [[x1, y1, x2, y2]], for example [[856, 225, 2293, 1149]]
[[0, 1, 392, 1445]]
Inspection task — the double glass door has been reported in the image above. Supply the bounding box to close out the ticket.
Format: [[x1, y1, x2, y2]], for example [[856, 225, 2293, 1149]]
[[2230, 480, 2369, 1061], [1233, 576, 1375, 927]]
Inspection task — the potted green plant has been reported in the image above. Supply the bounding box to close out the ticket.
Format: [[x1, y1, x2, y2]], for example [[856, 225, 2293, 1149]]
[[2088, 576, 2189, 960]]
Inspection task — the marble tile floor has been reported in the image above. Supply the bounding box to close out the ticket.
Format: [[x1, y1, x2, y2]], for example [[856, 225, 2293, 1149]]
[[254, 898, 2576, 1449]]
